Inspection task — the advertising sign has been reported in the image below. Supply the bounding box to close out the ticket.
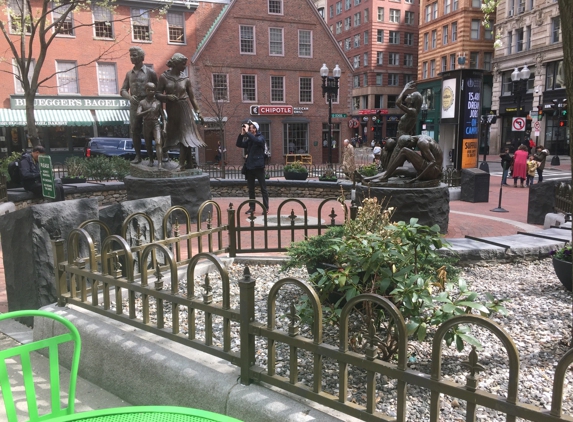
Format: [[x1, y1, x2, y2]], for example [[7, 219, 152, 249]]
[[38, 155, 56, 199], [461, 77, 481, 168], [441, 78, 457, 120], [250, 105, 293, 115]]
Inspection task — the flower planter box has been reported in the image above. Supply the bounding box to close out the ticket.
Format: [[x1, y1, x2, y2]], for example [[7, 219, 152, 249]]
[[284, 171, 308, 181], [552, 256, 572, 291]]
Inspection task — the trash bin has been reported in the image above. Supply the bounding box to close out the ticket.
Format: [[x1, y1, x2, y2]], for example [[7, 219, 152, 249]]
[[460, 168, 490, 203]]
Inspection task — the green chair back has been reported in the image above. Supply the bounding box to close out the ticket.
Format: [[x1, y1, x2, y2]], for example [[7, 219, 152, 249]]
[[0, 310, 81, 422]]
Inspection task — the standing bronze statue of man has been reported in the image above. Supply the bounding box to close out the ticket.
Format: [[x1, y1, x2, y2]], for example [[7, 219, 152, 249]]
[[121, 47, 158, 164]]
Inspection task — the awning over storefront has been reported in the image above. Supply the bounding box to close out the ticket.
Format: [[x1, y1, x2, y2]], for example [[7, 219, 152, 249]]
[[94, 109, 130, 126], [0, 108, 94, 127]]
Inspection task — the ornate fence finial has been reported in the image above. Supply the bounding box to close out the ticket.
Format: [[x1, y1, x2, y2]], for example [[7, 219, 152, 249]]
[[287, 303, 301, 336], [154, 265, 163, 290], [202, 274, 213, 304]]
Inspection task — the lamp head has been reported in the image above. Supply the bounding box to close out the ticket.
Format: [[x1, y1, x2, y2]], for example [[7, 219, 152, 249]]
[[333, 64, 341, 78], [320, 63, 329, 77], [511, 68, 520, 82], [520, 64, 530, 80]]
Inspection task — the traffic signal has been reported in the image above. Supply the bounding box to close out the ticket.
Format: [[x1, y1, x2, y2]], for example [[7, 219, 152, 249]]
[[537, 105, 544, 121], [375, 109, 382, 123], [371, 126, 375, 132], [559, 99, 568, 127], [550, 99, 559, 116]]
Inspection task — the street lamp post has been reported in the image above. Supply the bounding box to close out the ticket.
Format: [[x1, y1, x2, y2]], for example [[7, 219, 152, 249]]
[[511, 65, 531, 148], [320, 63, 341, 167]]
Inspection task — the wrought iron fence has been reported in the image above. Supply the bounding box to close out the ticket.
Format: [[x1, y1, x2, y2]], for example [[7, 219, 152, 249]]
[[555, 182, 572, 215], [52, 201, 573, 422]]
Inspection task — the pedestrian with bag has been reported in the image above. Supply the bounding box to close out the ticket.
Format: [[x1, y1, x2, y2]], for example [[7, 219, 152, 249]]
[[236, 121, 269, 215], [533, 145, 549, 183]]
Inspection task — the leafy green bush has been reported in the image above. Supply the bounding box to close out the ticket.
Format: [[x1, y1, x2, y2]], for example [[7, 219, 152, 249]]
[[0, 152, 23, 181], [284, 161, 308, 173], [282, 226, 344, 273], [85, 156, 115, 181], [64, 156, 87, 178], [110, 156, 131, 181], [358, 163, 379, 177]]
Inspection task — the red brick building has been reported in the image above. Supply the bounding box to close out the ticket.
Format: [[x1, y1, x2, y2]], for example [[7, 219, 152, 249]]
[[191, 0, 353, 166], [0, 0, 199, 162]]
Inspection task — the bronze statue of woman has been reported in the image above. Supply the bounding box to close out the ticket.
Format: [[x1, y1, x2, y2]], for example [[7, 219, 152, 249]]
[[157, 53, 205, 170]]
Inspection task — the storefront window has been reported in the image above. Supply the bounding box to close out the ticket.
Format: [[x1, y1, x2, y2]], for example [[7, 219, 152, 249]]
[[44, 126, 68, 151], [71, 127, 93, 150], [284, 123, 308, 154], [97, 124, 129, 138]]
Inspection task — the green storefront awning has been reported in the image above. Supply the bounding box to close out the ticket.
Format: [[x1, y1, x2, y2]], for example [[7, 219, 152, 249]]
[[95, 109, 130, 126], [0, 108, 94, 127]]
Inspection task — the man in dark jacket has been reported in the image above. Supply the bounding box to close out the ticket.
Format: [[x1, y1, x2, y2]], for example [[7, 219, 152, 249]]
[[236, 121, 269, 215], [20, 146, 64, 201], [534, 145, 549, 183]]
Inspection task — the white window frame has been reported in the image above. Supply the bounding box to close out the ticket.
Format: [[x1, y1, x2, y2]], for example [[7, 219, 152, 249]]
[[377, 29, 384, 43], [405, 11, 414, 25], [239, 25, 256, 54], [404, 54, 413, 67], [430, 60, 435, 77], [269, 27, 284, 56], [96, 62, 118, 95], [336, 22, 342, 34], [8, 0, 31, 35], [552, 17, 561, 43], [271, 76, 285, 103], [336, 1, 342, 15], [345, 38, 351, 50], [241, 74, 257, 102], [12, 58, 35, 95], [93, 5, 113, 39], [363, 53, 368, 66], [376, 74, 383, 86], [388, 74, 399, 86], [353, 55, 360, 69], [167, 12, 185, 45], [56, 60, 79, 94], [451, 22, 457, 42], [422, 62, 428, 79], [389, 31, 400, 44], [444, 0, 451, 14], [389, 53, 399, 66], [298, 30, 312, 58], [470, 20, 480, 40], [431, 30, 436, 48], [354, 34, 360, 48], [364, 30, 369, 44], [268, 0, 283, 15], [377, 51, 384, 65], [405, 32, 413, 45], [212, 73, 229, 102], [131, 8, 150, 42], [442, 25, 448, 45], [389, 9, 400, 23], [377, 7, 384, 21], [52, 1, 74, 37], [345, 17, 351, 30], [299, 77, 313, 104], [354, 12, 361, 26]]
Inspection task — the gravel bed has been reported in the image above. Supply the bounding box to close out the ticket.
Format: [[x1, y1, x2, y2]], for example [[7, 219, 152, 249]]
[[124, 258, 573, 422]]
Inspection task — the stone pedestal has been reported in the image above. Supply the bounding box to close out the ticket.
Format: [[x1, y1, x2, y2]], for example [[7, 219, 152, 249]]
[[356, 183, 450, 233], [0, 198, 99, 320], [124, 173, 212, 223], [461, 168, 490, 203]]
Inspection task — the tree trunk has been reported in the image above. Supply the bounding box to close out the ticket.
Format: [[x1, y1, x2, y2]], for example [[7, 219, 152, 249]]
[[24, 91, 40, 147]]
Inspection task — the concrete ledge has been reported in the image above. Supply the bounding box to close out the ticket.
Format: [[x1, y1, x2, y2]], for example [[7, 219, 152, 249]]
[[36, 304, 360, 422]]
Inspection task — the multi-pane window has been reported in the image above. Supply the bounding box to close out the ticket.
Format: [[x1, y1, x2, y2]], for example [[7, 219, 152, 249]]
[[345, 0, 351, 10], [271, 76, 284, 102], [97, 63, 117, 94], [451, 22, 457, 42], [472, 0, 481, 7], [93, 5, 112, 39], [432, 2, 438, 19], [389, 53, 399, 65], [405, 32, 413, 45], [364, 8, 368, 22], [167, 12, 184, 44], [240, 26, 255, 53], [389, 9, 400, 23], [441, 56, 447, 72], [213, 74, 228, 101], [354, 34, 360, 47], [453, 0, 458, 10], [507, 31, 513, 54], [388, 74, 399, 86], [56, 61, 78, 94], [404, 74, 414, 84], [545, 60, 565, 90], [444, 0, 450, 14], [405, 0, 413, 3], [518, 0, 525, 13], [363, 53, 368, 66], [299, 77, 312, 103], [525, 25, 531, 50], [354, 12, 361, 26], [242, 75, 256, 102], [405, 11, 414, 25], [470, 20, 480, 39], [389, 31, 400, 44], [484, 53, 492, 71], [430, 60, 435, 77], [485, 21, 493, 39], [376, 51, 383, 65], [131, 9, 150, 41], [442, 26, 448, 45], [469, 52, 479, 69], [353, 75, 360, 88], [299, 30, 312, 57], [425, 5, 431, 22], [345, 17, 351, 30], [404, 54, 413, 67], [422, 62, 428, 79], [355, 0, 361, 5], [377, 7, 384, 21], [329, 5, 333, 18], [423, 33, 428, 51], [364, 30, 369, 44], [269, 28, 283, 55], [8, 0, 31, 34], [450, 54, 456, 70], [387, 95, 397, 108], [353, 55, 360, 68], [12, 59, 34, 94], [336, 22, 342, 34], [283, 123, 308, 155], [344, 38, 351, 50], [552, 17, 561, 43], [377, 29, 384, 42], [53, 1, 74, 36], [268, 0, 282, 14], [376, 74, 383, 86], [516, 28, 524, 52], [336, 1, 342, 14], [431, 30, 436, 48]]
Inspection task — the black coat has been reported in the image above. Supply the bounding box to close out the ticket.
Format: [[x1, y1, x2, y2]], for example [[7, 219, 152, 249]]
[[236, 131, 266, 170], [19, 153, 41, 185]]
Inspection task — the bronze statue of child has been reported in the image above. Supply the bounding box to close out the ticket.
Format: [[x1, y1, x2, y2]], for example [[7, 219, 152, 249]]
[[136, 82, 167, 168]]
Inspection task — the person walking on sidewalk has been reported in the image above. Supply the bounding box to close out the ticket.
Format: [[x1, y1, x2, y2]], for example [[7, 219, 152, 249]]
[[526, 154, 538, 187], [499, 148, 512, 186], [236, 121, 269, 215], [512, 144, 528, 187], [534, 145, 549, 183]]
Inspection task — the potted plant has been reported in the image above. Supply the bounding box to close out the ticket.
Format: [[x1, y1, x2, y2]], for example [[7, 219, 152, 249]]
[[550, 244, 572, 291], [283, 161, 308, 180], [358, 163, 379, 177], [318, 167, 338, 182], [62, 156, 87, 184]]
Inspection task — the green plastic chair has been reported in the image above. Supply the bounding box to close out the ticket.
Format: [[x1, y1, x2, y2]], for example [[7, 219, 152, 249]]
[[0, 310, 81, 422]]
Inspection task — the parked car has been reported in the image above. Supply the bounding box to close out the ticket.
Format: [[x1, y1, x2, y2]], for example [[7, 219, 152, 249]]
[[84, 138, 179, 160]]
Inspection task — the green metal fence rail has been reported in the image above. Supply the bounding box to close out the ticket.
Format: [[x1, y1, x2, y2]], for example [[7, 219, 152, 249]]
[[554, 182, 572, 215], [52, 201, 573, 422]]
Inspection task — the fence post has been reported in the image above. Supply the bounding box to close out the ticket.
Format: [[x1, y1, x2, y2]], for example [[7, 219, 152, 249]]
[[51, 238, 67, 307], [227, 204, 237, 257], [238, 266, 255, 385]]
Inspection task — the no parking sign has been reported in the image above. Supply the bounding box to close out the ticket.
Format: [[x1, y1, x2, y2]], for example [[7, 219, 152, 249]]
[[512, 117, 526, 131]]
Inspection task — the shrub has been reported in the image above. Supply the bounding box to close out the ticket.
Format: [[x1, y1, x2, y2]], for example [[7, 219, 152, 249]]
[[358, 163, 379, 177], [284, 161, 308, 173], [0, 152, 23, 181], [64, 156, 87, 178], [110, 156, 131, 181], [85, 156, 115, 181]]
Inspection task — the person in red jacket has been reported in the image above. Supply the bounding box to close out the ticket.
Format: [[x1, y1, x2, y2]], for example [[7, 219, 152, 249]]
[[512, 144, 528, 187]]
